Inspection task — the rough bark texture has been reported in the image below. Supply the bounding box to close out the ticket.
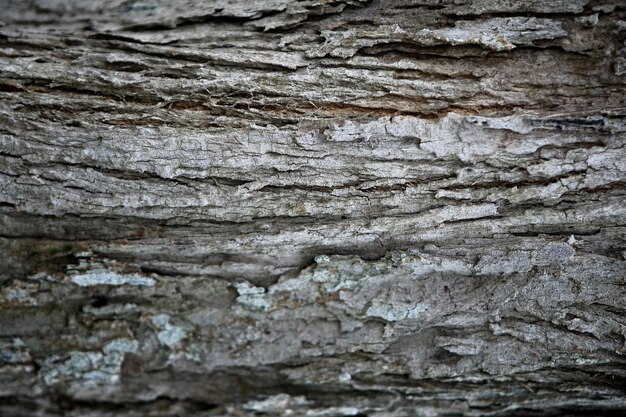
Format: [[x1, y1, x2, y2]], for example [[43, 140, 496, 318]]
[[1, 0, 625, 416]]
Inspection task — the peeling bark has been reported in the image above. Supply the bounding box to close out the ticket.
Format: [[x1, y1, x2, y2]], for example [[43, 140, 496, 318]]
[[1, 1, 625, 416]]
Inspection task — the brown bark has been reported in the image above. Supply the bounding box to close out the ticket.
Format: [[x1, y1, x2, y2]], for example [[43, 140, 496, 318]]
[[1, 1, 625, 416]]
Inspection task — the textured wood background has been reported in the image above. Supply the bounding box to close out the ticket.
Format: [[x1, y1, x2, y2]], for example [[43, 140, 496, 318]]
[[1, 1, 625, 416]]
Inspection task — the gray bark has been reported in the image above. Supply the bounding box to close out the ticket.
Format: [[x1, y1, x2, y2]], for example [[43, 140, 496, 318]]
[[1, 0, 625, 416]]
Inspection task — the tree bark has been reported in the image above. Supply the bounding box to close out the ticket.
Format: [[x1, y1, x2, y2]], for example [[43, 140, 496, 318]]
[[1, 0, 625, 416]]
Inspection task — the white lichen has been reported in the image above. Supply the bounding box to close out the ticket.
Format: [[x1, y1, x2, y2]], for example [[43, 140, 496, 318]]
[[234, 281, 271, 311], [244, 394, 307, 413], [338, 372, 352, 382], [39, 338, 138, 386], [151, 314, 187, 348], [366, 300, 428, 322], [70, 269, 155, 287]]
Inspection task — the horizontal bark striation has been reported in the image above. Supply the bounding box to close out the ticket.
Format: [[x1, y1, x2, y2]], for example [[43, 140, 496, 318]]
[[0, 1, 625, 416]]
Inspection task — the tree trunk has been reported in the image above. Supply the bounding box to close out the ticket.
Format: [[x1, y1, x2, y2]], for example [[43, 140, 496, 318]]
[[1, 0, 625, 415]]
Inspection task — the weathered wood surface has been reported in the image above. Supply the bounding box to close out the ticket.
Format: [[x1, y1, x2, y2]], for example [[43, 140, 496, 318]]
[[1, 0, 625, 416]]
